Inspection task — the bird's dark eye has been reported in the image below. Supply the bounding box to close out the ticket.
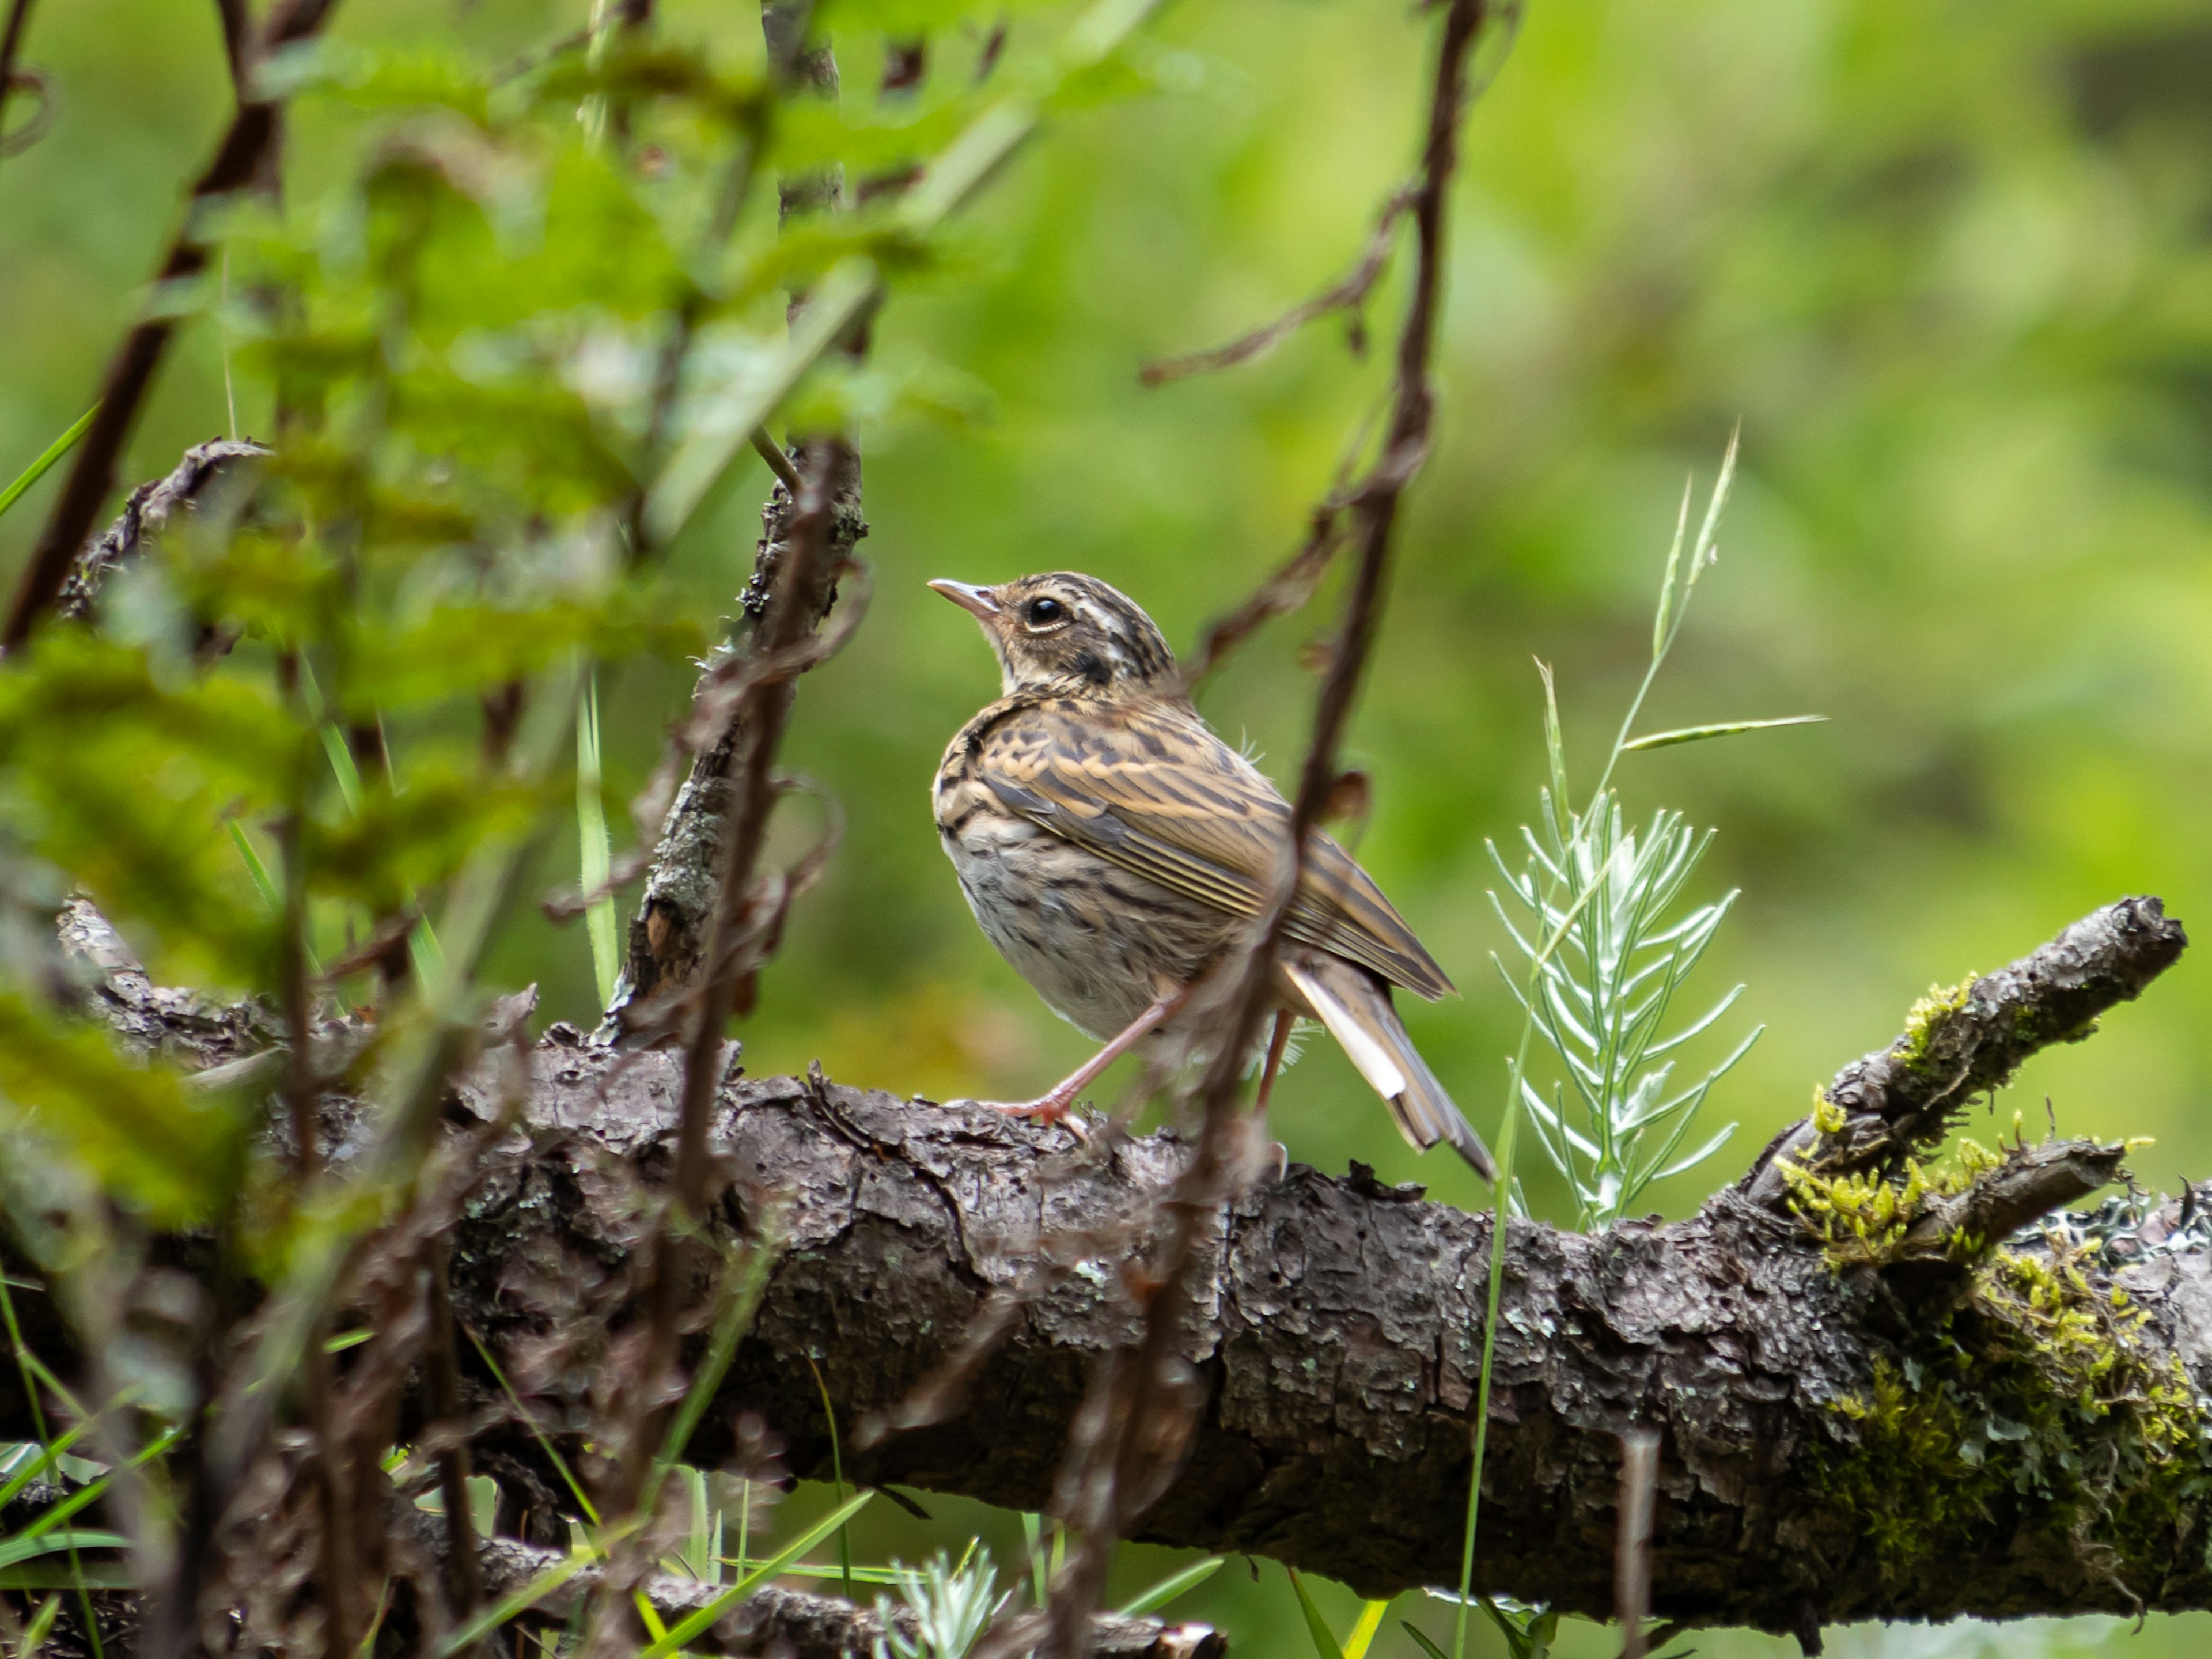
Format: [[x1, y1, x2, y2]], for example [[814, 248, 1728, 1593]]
[[1025, 597, 1066, 627]]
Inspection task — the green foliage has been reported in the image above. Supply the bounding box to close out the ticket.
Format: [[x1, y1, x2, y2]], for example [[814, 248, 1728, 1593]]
[[1488, 442, 1774, 1232], [870, 1546, 1010, 1659]]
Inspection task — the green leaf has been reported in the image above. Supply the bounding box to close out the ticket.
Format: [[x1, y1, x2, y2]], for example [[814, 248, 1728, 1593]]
[[635, 1490, 874, 1659], [0, 993, 250, 1226], [1400, 1621, 1451, 1659], [0, 1531, 127, 1570], [1622, 715, 1828, 752], [0, 406, 98, 521], [1114, 1556, 1221, 1617], [1287, 1568, 1346, 1659]]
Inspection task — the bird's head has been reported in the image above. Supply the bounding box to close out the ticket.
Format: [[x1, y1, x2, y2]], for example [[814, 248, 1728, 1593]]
[[929, 572, 1176, 698]]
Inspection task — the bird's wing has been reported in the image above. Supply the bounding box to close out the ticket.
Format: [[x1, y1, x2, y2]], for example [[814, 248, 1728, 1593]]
[[976, 698, 1455, 999]]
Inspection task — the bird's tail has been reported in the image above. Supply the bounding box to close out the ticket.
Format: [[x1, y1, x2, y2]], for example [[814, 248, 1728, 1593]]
[[1280, 951, 1497, 1181]]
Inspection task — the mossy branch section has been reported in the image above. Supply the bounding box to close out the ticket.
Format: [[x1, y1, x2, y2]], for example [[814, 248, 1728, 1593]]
[[415, 1045, 2212, 1634], [1741, 897, 2186, 1211]]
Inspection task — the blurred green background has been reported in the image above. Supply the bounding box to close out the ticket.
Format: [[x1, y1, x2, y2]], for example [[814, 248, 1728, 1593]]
[[6, 0, 2212, 1653]]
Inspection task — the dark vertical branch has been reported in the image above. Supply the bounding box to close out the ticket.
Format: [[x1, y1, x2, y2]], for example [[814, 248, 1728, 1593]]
[[275, 733, 359, 1659], [426, 1236, 483, 1625], [1036, 5, 1496, 1654], [212, 0, 249, 97], [0, 0, 37, 156], [1, 0, 340, 653]]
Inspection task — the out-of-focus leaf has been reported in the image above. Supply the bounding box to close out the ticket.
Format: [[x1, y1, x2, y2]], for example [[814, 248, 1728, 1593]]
[[0, 994, 249, 1227]]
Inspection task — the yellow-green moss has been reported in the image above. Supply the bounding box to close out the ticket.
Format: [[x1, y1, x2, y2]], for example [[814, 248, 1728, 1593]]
[[1780, 1139, 2002, 1268], [1805, 1228, 2212, 1589], [1898, 975, 1976, 1074]]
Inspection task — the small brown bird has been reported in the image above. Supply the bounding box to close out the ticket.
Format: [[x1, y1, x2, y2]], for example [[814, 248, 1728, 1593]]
[[930, 571, 1495, 1179]]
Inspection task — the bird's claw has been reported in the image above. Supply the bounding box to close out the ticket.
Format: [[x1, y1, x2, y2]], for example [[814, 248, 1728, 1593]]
[[942, 1096, 1092, 1141]]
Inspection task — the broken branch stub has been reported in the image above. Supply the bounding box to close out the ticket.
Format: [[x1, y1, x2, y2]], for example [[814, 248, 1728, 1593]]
[[1740, 895, 2186, 1211]]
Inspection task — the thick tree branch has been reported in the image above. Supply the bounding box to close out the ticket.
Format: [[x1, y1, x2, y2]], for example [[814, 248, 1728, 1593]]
[[36, 901, 2205, 1640]]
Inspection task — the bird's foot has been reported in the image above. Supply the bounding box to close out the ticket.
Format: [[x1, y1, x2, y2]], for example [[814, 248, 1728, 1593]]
[[945, 1095, 1092, 1139]]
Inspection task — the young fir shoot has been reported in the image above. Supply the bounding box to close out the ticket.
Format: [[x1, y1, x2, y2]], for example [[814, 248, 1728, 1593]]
[[1453, 433, 1821, 1658], [1486, 747, 1759, 1230], [870, 1546, 1010, 1659]]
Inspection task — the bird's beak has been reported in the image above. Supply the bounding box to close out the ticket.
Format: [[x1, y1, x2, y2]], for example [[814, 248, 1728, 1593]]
[[928, 579, 1001, 620]]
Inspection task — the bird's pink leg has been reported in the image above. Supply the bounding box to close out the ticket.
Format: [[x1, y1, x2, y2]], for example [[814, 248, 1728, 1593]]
[[1252, 1009, 1294, 1116], [975, 986, 1191, 1126]]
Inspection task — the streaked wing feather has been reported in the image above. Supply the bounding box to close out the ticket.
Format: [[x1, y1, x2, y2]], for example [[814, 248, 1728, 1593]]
[[979, 700, 1454, 999]]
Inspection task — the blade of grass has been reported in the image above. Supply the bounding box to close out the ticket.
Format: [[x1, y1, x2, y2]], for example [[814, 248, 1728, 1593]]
[[575, 668, 620, 1007], [0, 1532, 127, 1569], [802, 1353, 853, 1605], [1622, 715, 1827, 752], [434, 1529, 629, 1658], [1402, 1622, 1451, 1659], [649, 1205, 787, 1497], [0, 1276, 105, 1659], [1343, 1599, 1389, 1659], [634, 1490, 873, 1659], [1114, 1556, 1222, 1617], [1287, 1567, 1346, 1659], [0, 406, 98, 521], [463, 1325, 601, 1528]]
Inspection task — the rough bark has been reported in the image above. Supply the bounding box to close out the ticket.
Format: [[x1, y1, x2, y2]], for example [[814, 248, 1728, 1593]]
[[52, 438, 270, 623], [31, 897, 2210, 1643], [594, 452, 866, 1048]]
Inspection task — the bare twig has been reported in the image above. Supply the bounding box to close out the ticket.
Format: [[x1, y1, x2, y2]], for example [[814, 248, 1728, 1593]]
[[424, 1236, 483, 1626], [1031, 7, 1503, 1656], [212, 0, 249, 97], [0, 0, 44, 161], [2, 0, 340, 652], [1140, 187, 1416, 386]]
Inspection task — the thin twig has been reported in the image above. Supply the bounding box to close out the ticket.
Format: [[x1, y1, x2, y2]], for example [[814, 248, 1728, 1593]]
[[1141, 187, 1416, 387], [212, 0, 249, 97], [426, 1236, 485, 1629], [623, 445, 847, 1512], [1034, 7, 1499, 1656], [0, 0, 42, 161], [1, 0, 342, 652]]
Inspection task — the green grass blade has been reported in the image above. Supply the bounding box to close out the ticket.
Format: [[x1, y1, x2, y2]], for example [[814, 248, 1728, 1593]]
[[0, 406, 98, 521], [1343, 1599, 1389, 1659], [464, 1325, 600, 1527], [1402, 1622, 1451, 1659], [576, 668, 620, 1007], [434, 1538, 609, 1657], [1023, 1512, 1048, 1607], [636, 1490, 873, 1659], [804, 1353, 854, 1604], [1287, 1568, 1346, 1659], [1114, 1556, 1222, 1617], [0, 1562, 137, 1591], [228, 821, 283, 915], [1622, 715, 1827, 753], [0, 1532, 127, 1570]]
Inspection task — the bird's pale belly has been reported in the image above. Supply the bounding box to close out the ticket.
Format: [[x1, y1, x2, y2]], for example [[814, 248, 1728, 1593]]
[[941, 813, 1231, 1040]]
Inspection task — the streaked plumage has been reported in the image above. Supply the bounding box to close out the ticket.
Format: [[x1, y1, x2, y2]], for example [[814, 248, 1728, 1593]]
[[930, 571, 1494, 1179]]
